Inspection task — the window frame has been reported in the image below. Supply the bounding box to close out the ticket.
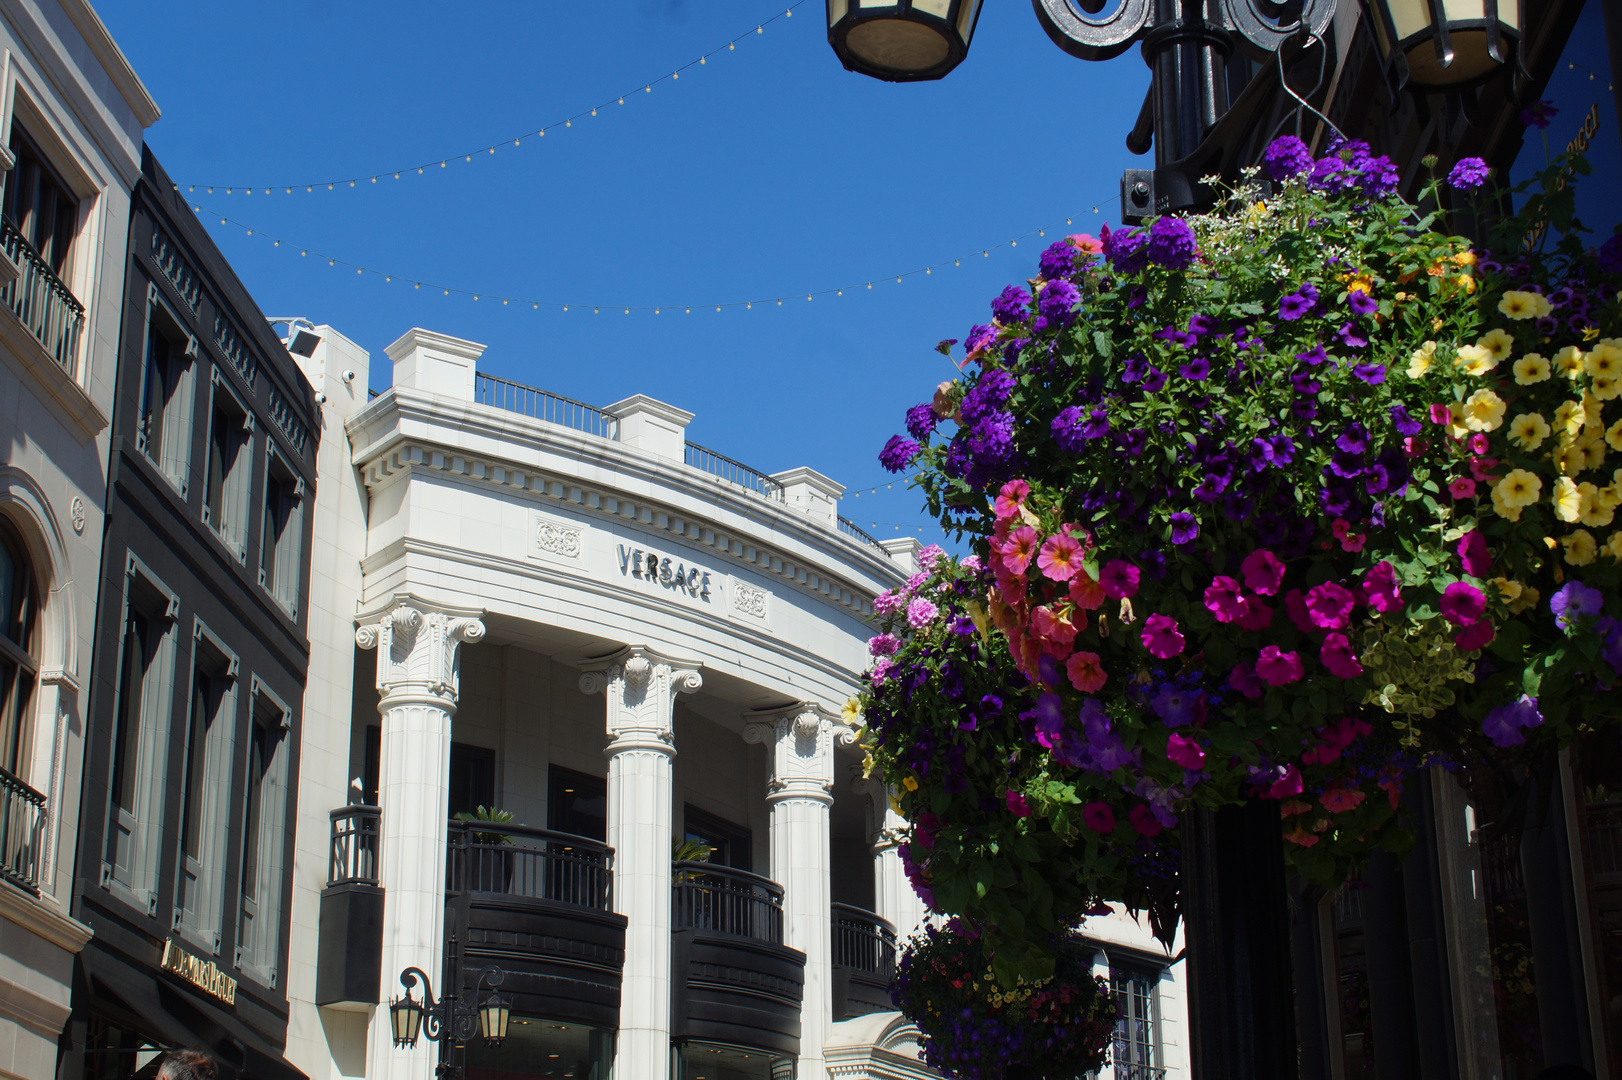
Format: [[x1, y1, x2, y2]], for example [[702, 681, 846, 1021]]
[[0, 515, 39, 782], [1109, 962, 1163, 1070], [101, 554, 179, 917], [236, 676, 291, 988], [171, 617, 238, 954], [257, 442, 305, 619], [135, 282, 198, 497], [201, 369, 255, 562]]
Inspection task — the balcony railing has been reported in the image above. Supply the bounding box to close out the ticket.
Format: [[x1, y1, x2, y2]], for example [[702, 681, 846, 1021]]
[[0, 765, 45, 893], [684, 443, 784, 501], [672, 861, 784, 944], [329, 804, 381, 886], [836, 516, 886, 552], [447, 820, 615, 911], [831, 903, 896, 976], [0, 216, 83, 374], [1112, 1066, 1169, 1080], [474, 372, 620, 441]]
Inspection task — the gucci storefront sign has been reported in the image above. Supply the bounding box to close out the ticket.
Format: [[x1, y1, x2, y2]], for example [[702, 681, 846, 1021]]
[[618, 545, 711, 600], [159, 938, 238, 1005]]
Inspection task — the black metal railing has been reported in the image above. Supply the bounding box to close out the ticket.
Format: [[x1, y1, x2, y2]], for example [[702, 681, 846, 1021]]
[[328, 805, 381, 886], [1587, 800, 1622, 884], [837, 516, 886, 551], [684, 444, 784, 501], [1113, 1065, 1169, 1080], [474, 373, 620, 440], [0, 765, 45, 893], [447, 820, 615, 911], [672, 861, 784, 944], [831, 903, 896, 976], [0, 216, 83, 374]]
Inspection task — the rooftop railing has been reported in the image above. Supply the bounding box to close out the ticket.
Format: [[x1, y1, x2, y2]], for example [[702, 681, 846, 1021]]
[[447, 820, 615, 912], [836, 516, 886, 551], [0, 216, 83, 375], [474, 372, 621, 440], [672, 861, 784, 944], [685, 443, 784, 501], [0, 765, 45, 894]]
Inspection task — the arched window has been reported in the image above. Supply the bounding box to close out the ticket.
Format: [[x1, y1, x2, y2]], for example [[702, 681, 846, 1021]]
[[0, 517, 39, 780]]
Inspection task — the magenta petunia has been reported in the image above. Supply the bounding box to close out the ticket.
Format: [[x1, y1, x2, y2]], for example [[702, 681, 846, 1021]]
[[1439, 581, 1486, 626], [1082, 802, 1115, 834], [1283, 588, 1316, 633], [1456, 530, 1491, 578], [1005, 789, 1032, 818], [1320, 633, 1364, 679], [1266, 764, 1304, 800], [1361, 561, 1402, 613], [1255, 645, 1304, 686], [1128, 803, 1163, 837], [1240, 549, 1286, 595], [1140, 613, 1186, 659], [1236, 598, 1274, 631], [1166, 733, 1206, 771], [1305, 581, 1357, 630], [1455, 619, 1495, 651], [1203, 575, 1251, 623], [1228, 662, 1266, 699], [1100, 559, 1140, 599]]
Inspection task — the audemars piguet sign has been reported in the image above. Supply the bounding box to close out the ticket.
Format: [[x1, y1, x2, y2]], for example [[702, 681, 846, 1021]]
[[617, 544, 712, 601], [160, 938, 238, 1004]]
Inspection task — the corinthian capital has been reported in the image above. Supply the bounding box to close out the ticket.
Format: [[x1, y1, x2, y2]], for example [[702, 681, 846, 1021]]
[[743, 702, 854, 805], [356, 594, 486, 704], [579, 645, 702, 755]]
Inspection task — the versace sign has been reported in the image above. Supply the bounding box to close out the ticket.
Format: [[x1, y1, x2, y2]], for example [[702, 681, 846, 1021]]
[[617, 545, 711, 600]]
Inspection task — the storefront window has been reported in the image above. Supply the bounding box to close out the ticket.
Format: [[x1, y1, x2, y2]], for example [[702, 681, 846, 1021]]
[[460, 1017, 612, 1080], [675, 1041, 794, 1080]]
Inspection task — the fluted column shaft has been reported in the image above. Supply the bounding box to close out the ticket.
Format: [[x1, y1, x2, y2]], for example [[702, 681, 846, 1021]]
[[853, 772, 927, 944], [580, 647, 702, 1080], [357, 600, 485, 1080]]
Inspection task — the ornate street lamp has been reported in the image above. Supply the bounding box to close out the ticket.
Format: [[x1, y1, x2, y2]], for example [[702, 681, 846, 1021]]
[[1363, 0, 1523, 89], [827, 0, 984, 82], [390, 964, 510, 1068]]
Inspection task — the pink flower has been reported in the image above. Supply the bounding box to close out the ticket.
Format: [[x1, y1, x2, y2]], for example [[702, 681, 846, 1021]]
[[1305, 582, 1357, 630], [1005, 790, 1032, 818], [1203, 575, 1251, 623], [1404, 436, 1427, 458], [1031, 605, 1079, 649], [1457, 530, 1491, 577], [1167, 733, 1206, 771], [1140, 614, 1186, 659], [1070, 233, 1104, 254], [873, 591, 905, 617], [1236, 599, 1274, 631], [916, 544, 947, 571], [994, 480, 1030, 521], [1320, 633, 1364, 678], [1448, 476, 1478, 501], [1331, 520, 1367, 553], [869, 656, 895, 685], [1082, 802, 1115, 833], [1321, 788, 1367, 814], [1283, 588, 1315, 633], [1228, 662, 1266, 699], [1301, 716, 1373, 765], [1037, 533, 1084, 581], [1128, 804, 1164, 837], [905, 597, 939, 628], [1439, 581, 1486, 626], [998, 526, 1040, 575], [1455, 619, 1495, 651], [1468, 433, 1491, 455], [1428, 403, 1452, 425], [1255, 645, 1304, 686], [1066, 650, 1107, 693], [1069, 570, 1106, 610], [1266, 764, 1304, 800], [1241, 549, 1286, 595], [868, 633, 900, 656], [1361, 562, 1402, 613], [1469, 456, 1499, 483], [1100, 559, 1140, 599]]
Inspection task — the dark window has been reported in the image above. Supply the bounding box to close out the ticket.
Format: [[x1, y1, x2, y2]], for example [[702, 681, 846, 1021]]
[[1111, 964, 1161, 1070], [258, 459, 302, 615], [0, 519, 37, 778], [549, 765, 607, 842], [203, 381, 252, 559], [136, 295, 195, 493], [447, 742, 495, 818], [3, 126, 77, 278], [240, 716, 269, 909], [362, 724, 380, 805], [107, 609, 150, 820], [683, 805, 752, 873]]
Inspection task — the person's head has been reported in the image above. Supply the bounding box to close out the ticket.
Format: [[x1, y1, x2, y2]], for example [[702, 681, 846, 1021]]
[[155, 1048, 218, 1080]]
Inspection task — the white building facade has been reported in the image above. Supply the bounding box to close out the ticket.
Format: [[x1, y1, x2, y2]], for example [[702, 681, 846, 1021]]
[[0, 2, 156, 1076]]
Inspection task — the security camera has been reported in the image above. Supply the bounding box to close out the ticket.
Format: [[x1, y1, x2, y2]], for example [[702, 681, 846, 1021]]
[[314, 391, 328, 405], [342, 369, 357, 383]]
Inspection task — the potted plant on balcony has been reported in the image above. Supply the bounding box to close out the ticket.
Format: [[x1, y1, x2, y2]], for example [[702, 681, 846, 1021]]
[[455, 806, 515, 893]]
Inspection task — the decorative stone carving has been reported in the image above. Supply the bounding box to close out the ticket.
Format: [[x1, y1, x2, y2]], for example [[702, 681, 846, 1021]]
[[743, 703, 855, 805], [355, 596, 485, 703], [731, 581, 769, 619], [578, 645, 702, 754], [535, 518, 582, 559]]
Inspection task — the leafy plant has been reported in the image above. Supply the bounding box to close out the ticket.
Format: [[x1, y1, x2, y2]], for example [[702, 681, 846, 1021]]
[[455, 805, 515, 845]]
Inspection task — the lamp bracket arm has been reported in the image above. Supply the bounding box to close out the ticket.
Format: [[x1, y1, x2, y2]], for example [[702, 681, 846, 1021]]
[[1220, 0, 1337, 62], [1031, 0, 1154, 61]]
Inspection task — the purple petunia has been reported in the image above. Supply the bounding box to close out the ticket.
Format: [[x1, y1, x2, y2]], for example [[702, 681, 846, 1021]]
[[1262, 135, 1314, 181], [905, 402, 936, 441], [1551, 581, 1603, 632], [1038, 240, 1076, 280], [1147, 216, 1198, 269], [1052, 406, 1109, 451], [1447, 157, 1490, 191], [1179, 357, 1211, 381], [1359, 154, 1401, 198], [1353, 362, 1387, 385], [879, 435, 919, 473], [1169, 511, 1199, 545], [989, 284, 1031, 325], [1390, 405, 1421, 436], [1279, 285, 1318, 321], [1037, 279, 1081, 326], [1482, 695, 1544, 748], [1600, 234, 1622, 276], [1520, 100, 1558, 130], [1101, 224, 1149, 274], [1347, 290, 1378, 316], [1336, 321, 1369, 349], [959, 370, 1015, 425], [1296, 343, 1328, 366]]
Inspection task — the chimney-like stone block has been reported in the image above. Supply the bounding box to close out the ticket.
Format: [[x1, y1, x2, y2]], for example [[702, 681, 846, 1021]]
[[879, 537, 921, 574], [603, 395, 694, 460], [384, 328, 486, 401], [773, 467, 844, 527]]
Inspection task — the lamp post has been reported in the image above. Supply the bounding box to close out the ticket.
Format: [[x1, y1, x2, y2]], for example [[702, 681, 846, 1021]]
[[390, 962, 510, 1079]]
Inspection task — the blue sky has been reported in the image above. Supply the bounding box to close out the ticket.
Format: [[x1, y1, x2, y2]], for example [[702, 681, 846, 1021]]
[[96, 0, 1150, 542]]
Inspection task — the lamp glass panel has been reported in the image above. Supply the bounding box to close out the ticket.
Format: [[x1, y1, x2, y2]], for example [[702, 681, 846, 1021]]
[[957, 0, 981, 41], [1439, 0, 1486, 18], [857, 0, 896, 7], [845, 18, 951, 71], [914, 0, 952, 17], [1384, 0, 1432, 38], [829, 0, 848, 25]]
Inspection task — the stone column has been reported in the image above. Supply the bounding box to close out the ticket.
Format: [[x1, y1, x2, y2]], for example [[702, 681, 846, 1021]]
[[357, 599, 485, 1080], [579, 646, 702, 1080], [853, 773, 928, 944], [745, 705, 854, 1080]]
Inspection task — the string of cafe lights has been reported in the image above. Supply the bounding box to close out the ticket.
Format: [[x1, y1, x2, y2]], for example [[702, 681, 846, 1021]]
[[182, 3, 809, 197], [187, 196, 1123, 314], [1563, 58, 1614, 91]]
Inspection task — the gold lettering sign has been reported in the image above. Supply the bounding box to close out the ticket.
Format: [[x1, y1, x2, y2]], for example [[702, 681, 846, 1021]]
[[1524, 103, 1602, 249], [160, 939, 238, 1005]]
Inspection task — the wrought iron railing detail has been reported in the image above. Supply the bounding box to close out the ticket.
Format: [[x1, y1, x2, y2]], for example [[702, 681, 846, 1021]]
[[1587, 801, 1622, 883], [837, 516, 885, 551], [447, 820, 614, 911], [672, 861, 785, 944], [0, 765, 45, 893], [684, 444, 784, 501], [328, 804, 381, 886], [0, 216, 83, 374], [474, 373, 620, 440], [1113, 1065, 1169, 1080], [831, 903, 896, 976]]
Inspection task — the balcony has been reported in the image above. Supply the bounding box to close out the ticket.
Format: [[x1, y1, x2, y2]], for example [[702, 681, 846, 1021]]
[[830, 903, 896, 1021], [0, 765, 44, 894], [670, 862, 805, 1058], [316, 805, 383, 1006], [0, 216, 83, 375]]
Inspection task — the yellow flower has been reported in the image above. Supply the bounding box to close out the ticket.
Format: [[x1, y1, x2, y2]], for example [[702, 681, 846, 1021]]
[[1599, 484, 1622, 512], [1579, 482, 1615, 527], [1454, 344, 1497, 376], [1408, 340, 1436, 378], [1588, 343, 1622, 378], [1609, 420, 1622, 452], [1495, 469, 1542, 510], [1346, 273, 1374, 294], [1554, 399, 1585, 441], [842, 697, 862, 723], [1553, 476, 1583, 522], [1490, 578, 1522, 606], [1563, 529, 1598, 566], [1507, 412, 1550, 450], [1609, 532, 1622, 562], [1456, 275, 1476, 293], [1452, 250, 1478, 266], [1513, 353, 1551, 384], [1477, 328, 1515, 362], [1491, 486, 1523, 521], [1554, 346, 1586, 379], [902, 776, 919, 792], [1445, 401, 1470, 439], [1512, 582, 1540, 614], [1498, 290, 1543, 319], [1462, 388, 1506, 431], [1595, 376, 1622, 401], [1556, 443, 1588, 476], [1583, 389, 1604, 430]]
